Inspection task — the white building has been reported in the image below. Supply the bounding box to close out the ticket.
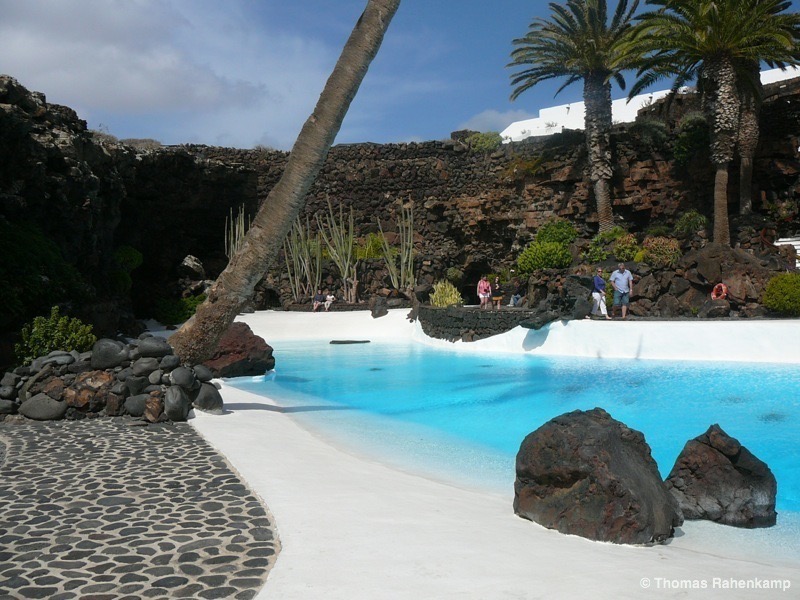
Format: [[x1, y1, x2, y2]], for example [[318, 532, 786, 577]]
[[501, 66, 800, 143]]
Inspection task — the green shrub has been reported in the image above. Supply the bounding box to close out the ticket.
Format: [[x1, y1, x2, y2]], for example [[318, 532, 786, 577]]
[[154, 294, 207, 325], [501, 155, 545, 180], [517, 241, 573, 273], [595, 225, 627, 245], [673, 209, 709, 237], [464, 131, 503, 153], [612, 233, 640, 262], [536, 219, 578, 245], [629, 118, 668, 148], [356, 232, 387, 260], [645, 224, 672, 238], [763, 273, 800, 316], [14, 306, 96, 366], [583, 226, 627, 263], [113, 245, 143, 272], [110, 245, 143, 294], [445, 267, 464, 284], [429, 280, 464, 307], [583, 242, 609, 263], [642, 236, 682, 268], [673, 112, 709, 166]]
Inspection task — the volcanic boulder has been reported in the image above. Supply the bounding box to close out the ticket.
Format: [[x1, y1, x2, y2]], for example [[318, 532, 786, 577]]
[[514, 407, 683, 545], [665, 424, 777, 527], [202, 322, 275, 378]]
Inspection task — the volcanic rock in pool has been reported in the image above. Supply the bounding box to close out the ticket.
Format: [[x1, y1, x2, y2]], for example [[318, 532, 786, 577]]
[[665, 424, 777, 528], [329, 340, 371, 345], [514, 407, 683, 545]]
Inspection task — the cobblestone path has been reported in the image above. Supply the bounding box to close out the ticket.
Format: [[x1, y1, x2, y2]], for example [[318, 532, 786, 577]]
[[0, 418, 278, 599]]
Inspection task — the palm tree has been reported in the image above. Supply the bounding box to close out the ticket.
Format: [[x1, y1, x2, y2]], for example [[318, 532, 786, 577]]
[[736, 60, 762, 216], [508, 0, 641, 233], [629, 0, 800, 244], [170, 0, 401, 364]]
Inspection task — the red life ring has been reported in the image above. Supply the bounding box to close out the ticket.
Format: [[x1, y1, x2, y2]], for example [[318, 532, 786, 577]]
[[711, 283, 728, 300]]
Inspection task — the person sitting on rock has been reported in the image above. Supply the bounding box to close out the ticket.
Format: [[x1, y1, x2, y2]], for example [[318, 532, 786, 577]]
[[312, 289, 326, 311], [324, 291, 336, 311]]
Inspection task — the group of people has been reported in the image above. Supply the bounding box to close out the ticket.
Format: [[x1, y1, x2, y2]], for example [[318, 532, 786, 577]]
[[474, 262, 635, 318], [591, 262, 634, 319], [477, 275, 527, 310], [312, 289, 336, 312]]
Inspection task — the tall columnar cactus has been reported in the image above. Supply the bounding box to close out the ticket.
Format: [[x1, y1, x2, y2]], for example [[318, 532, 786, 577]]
[[378, 201, 415, 295], [317, 198, 357, 302], [224, 205, 250, 260], [283, 216, 322, 301]]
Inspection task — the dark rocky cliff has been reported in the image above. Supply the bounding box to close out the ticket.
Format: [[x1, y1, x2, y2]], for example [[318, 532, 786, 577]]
[[1, 73, 799, 348]]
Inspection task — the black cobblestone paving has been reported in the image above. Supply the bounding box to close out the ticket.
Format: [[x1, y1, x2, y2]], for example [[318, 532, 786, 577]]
[[0, 418, 278, 599]]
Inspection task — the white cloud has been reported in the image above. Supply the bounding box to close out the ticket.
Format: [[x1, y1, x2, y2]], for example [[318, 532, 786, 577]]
[[458, 109, 537, 134], [0, 0, 345, 149]]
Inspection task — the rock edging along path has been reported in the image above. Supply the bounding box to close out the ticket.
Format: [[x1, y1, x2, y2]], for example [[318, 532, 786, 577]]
[[0, 418, 278, 599]]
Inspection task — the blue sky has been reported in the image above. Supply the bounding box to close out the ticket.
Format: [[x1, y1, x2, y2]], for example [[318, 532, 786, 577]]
[[1, 0, 798, 150]]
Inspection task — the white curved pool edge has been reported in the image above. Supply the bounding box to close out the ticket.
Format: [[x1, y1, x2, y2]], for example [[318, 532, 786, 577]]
[[235, 309, 800, 364]]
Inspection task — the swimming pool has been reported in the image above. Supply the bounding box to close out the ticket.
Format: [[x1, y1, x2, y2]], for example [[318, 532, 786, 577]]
[[229, 338, 800, 517]]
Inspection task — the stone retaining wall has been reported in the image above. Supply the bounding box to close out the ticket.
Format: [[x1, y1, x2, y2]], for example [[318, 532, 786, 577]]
[[417, 306, 537, 342]]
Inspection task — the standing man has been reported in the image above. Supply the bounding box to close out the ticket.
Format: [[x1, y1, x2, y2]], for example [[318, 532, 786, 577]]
[[609, 263, 634, 319]]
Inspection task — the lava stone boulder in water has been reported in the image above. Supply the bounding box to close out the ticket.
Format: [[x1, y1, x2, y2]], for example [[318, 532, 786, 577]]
[[665, 424, 777, 527], [514, 407, 683, 545]]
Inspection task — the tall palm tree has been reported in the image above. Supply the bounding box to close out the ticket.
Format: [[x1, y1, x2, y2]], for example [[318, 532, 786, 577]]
[[629, 0, 800, 245], [508, 0, 641, 233], [170, 0, 401, 364], [736, 60, 762, 216]]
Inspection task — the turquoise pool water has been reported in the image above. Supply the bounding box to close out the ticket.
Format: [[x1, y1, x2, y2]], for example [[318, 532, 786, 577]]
[[229, 339, 800, 514]]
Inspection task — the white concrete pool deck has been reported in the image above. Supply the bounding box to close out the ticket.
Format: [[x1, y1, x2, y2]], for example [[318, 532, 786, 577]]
[[189, 310, 800, 599]]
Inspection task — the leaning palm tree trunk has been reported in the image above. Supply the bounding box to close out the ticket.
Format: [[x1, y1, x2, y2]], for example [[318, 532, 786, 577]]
[[584, 73, 615, 233], [171, 0, 401, 364]]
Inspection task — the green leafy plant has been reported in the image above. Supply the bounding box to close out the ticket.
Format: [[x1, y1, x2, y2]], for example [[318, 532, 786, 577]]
[[445, 267, 464, 284], [464, 131, 503, 153], [612, 233, 640, 262], [517, 241, 573, 273], [154, 294, 207, 326], [583, 226, 626, 263], [501, 155, 545, 180], [583, 243, 609, 263], [645, 224, 672, 238], [673, 209, 709, 237], [595, 225, 627, 244], [355, 232, 388, 260], [429, 280, 464, 307], [629, 118, 668, 148], [110, 245, 143, 295], [673, 112, 709, 167], [536, 218, 578, 245], [14, 306, 96, 366], [763, 273, 800, 316], [642, 236, 682, 268]]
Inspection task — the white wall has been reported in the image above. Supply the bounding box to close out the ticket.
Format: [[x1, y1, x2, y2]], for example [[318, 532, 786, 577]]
[[501, 66, 800, 143]]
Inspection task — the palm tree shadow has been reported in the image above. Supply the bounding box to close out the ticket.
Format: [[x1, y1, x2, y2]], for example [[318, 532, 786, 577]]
[[222, 402, 354, 414]]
